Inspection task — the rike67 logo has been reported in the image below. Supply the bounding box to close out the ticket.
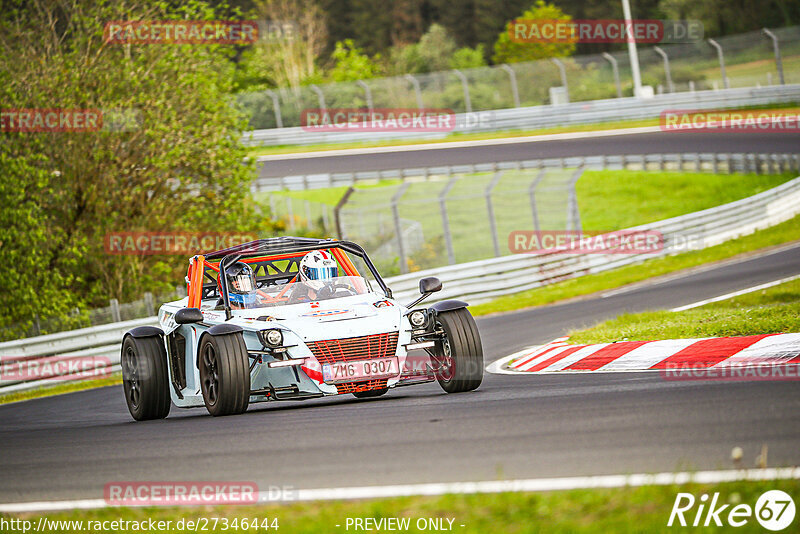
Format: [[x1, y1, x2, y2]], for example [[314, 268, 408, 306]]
[[669, 490, 795, 530]]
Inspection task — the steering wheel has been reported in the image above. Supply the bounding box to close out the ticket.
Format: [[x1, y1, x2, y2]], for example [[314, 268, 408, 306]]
[[317, 283, 354, 300]]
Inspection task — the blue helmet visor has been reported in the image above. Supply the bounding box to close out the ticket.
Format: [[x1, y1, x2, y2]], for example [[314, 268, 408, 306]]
[[303, 266, 337, 281]]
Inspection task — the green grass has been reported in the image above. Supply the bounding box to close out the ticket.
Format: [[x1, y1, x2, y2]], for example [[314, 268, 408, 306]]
[[8, 479, 798, 533], [0, 374, 121, 405], [470, 214, 800, 317], [568, 278, 800, 344], [264, 170, 796, 272], [578, 171, 792, 231]]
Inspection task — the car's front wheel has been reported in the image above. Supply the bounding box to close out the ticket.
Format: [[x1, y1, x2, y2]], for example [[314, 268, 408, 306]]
[[121, 335, 171, 421], [432, 308, 483, 393], [198, 332, 250, 416]]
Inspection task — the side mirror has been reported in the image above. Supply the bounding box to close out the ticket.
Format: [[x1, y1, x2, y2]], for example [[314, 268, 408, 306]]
[[175, 307, 204, 324], [419, 277, 442, 294]]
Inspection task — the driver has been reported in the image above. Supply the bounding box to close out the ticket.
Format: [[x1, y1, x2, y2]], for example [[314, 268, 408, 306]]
[[217, 261, 259, 309], [288, 251, 338, 303]]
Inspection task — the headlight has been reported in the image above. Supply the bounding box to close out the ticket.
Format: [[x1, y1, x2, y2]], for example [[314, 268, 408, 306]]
[[409, 310, 426, 327], [259, 328, 283, 347]]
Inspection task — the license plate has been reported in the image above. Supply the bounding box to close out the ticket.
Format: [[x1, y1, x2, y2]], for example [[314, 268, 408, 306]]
[[322, 357, 399, 383]]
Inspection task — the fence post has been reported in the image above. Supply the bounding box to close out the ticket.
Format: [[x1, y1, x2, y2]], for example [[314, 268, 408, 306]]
[[707, 39, 729, 89], [601, 53, 622, 98], [334, 187, 355, 239], [110, 299, 121, 323], [439, 175, 458, 265], [762, 29, 785, 85], [286, 197, 295, 231], [485, 169, 504, 257], [392, 183, 411, 273], [356, 80, 373, 112], [405, 74, 424, 110], [266, 90, 283, 128], [567, 167, 584, 232], [322, 205, 330, 234], [452, 69, 472, 113], [304, 200, 312, 227], [529, 168, 546, 233], [310, 84, 326, 111], [144, 292, 155, 316], [269, 195, 277, 218], [499, 64, 521, 107], [550, 58, 569, 98], [653, 46, 674, 93]]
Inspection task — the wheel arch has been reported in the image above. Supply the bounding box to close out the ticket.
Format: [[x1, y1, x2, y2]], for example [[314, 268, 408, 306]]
[[429, 299, 469, 314], [196, 323, 245, 368]]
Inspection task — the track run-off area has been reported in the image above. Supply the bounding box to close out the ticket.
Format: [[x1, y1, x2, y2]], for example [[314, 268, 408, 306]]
[[2, 130, 800, 511]]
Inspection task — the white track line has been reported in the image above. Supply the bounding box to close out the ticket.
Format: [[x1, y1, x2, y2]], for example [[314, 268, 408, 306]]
[[255, 126, 662, 161], [3, 468, 799, 513], [671, 273, 800, 312]]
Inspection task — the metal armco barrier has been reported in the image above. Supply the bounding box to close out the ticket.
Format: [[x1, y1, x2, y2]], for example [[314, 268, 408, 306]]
[[243, 84, 800, 147], [2, 175, 799, 394], [253, 152, 800, 192]]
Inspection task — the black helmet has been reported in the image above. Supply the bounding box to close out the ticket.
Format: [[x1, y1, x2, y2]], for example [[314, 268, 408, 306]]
[[221, 261, 256, 295]]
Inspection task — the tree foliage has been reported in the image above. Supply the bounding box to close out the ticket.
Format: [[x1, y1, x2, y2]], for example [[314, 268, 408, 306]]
[[492, 1, 576, 64], [0, 0, 269, 332]]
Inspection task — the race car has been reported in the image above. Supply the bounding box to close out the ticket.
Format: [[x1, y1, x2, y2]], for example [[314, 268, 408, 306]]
[[121, 236, 483, 419]]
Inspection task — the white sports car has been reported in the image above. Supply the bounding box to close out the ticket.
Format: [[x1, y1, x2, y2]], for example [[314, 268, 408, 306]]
[[121, 237, 483, 419]]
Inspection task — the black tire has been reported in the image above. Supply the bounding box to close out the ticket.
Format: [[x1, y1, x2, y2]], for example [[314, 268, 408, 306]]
[[198, 332, 250, 416], [433, 308, 484, 393], [352, 388, 389, 398], [121, 335, 171, 421]]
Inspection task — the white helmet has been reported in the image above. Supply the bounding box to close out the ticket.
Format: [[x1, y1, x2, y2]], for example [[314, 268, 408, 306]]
[[298, 250, 338, 290]]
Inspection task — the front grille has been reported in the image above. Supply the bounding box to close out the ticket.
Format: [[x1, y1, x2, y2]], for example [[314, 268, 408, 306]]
[[308, 332, 399, 365], [336, 379, 388, 394]]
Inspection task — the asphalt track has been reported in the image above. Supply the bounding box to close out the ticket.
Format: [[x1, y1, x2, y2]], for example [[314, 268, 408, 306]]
[[257, 130, 800, 177], [2, 242, 799, 505]]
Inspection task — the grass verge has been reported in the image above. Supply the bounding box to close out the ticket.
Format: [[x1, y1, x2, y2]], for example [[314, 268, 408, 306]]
[[0, 373, 121, 405], [8, 479, 798, 533], [567, 278, 800, 344], [470, 215, 800, 317]]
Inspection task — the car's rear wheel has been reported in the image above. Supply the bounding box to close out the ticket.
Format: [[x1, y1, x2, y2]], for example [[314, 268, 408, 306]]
[[198, 332, 250, 416], [353, 388, 388, 398], [432, 308, 483, 393], [121, 335, 171, 421]]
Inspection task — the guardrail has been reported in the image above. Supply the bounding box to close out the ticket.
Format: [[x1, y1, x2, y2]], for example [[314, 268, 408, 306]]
[[243, 84, 800, 147], [387, 175, 800, 304], [253, 152, 800, 192], [2, 174, 799, 394]]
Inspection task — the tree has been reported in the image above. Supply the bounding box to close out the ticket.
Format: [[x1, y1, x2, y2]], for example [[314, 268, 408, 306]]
[[492, 1, 576, 64], [239, 0, 329, 90], [0, 0, 269, 333], [327, 39, 383, 82], [388, 24, 485, 74]]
